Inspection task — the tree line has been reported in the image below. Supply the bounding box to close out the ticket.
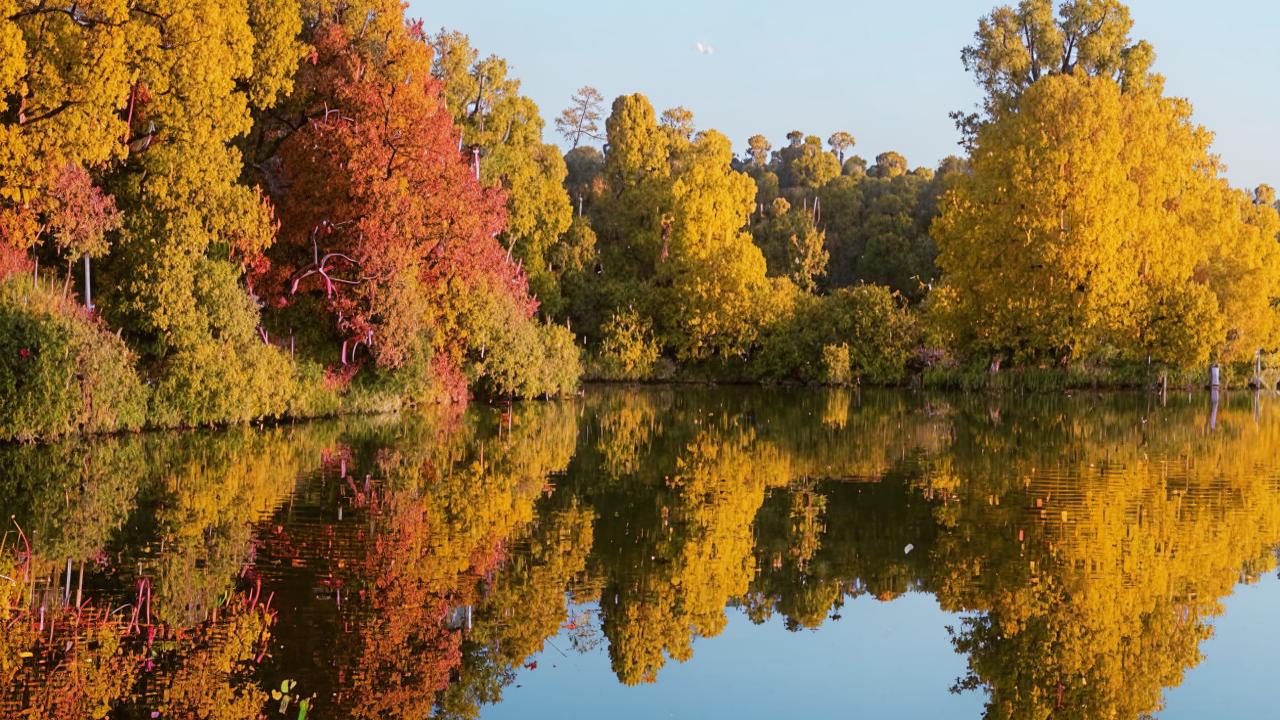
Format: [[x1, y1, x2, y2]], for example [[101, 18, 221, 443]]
[[2, 0, 1279, 439]]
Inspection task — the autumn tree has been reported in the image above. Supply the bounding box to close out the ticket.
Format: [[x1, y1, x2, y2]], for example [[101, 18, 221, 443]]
[[660, 129, 780, 359], [0, 0, 132, 277], [555, 85, 605, 148], [957, 0, 1155, 139], [659, 106, 696, 141], [431, 31, 575, 324], [263, 15, 517, 390], [934, 72, 1280, 366]]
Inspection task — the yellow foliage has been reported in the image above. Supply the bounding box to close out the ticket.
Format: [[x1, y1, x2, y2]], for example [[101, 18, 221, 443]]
[[935, 74, 1280, 366]]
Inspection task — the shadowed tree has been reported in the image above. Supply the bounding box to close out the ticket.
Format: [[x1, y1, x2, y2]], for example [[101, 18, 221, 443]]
[[842, 155, 868, 176], [869, 151, 908, 179]]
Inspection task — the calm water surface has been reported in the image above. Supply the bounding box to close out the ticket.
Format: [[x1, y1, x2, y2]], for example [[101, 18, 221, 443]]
[[3, 387, 1279, 718]]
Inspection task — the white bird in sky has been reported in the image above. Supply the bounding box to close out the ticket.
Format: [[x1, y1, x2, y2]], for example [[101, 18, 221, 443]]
[[695, 41, 714, 55]]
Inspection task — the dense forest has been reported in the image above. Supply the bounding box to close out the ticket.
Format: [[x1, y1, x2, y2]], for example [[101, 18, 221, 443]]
[[3, 0, 1279, 439]]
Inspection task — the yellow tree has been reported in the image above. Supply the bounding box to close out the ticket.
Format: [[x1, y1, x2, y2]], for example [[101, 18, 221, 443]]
[[431, 31, 573, 317], [0, 0, 133, 275], [958, 0, 1155, 138], [660, 130, 779, 360], [933, 73, 1280, 366]]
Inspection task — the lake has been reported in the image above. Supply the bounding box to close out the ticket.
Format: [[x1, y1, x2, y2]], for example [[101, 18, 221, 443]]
[[3, 386, 1279, 718]]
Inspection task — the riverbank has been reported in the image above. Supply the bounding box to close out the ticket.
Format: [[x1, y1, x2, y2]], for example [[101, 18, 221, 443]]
[[2, 262, 1258, 445], [0, 276, 417, 443], [584, 359, 1268, 394]]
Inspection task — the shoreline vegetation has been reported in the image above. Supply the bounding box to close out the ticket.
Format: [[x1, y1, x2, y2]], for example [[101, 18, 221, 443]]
[[4, 0, 1280, 442]]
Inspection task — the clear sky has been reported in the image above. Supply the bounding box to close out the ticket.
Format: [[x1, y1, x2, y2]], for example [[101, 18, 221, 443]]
[[410, 0, 1278, 191]]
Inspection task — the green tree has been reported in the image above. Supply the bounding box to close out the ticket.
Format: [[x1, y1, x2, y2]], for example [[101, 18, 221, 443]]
[[779, 134, 840, 191], [746, 134, 772, 168], [819, 157, 961, 298], [564, 145, 605, 216], [868, 151, 908, 178], [752, 198, 828, 293], [842, 155, 868, 176]]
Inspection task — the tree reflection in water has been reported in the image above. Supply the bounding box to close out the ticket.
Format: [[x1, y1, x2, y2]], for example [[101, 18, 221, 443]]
[[2, 388, 1278, 718]]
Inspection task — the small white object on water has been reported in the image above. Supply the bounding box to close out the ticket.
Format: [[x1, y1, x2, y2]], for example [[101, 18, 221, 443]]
[[904, 544, 914, 555]]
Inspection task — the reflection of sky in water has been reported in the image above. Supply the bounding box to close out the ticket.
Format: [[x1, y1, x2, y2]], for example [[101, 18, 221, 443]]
[[485, 594, 981, 719], [489, 575, 1280, 719], [1163, 575, 1280, 719]]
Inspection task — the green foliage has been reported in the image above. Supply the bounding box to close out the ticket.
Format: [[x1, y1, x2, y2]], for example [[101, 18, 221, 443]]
[[751, 198, 828, 293], [777, 134, 839, 191], [459, 281, 581, 399], [819, 157, 962, 297], [754, 285, 919, 384], [0, 276, 146, 441]]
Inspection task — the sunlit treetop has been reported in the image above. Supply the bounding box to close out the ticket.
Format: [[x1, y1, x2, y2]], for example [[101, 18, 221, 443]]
[[555, 85, 605, 148], [745, 134, 772, 168], [827, 131, 856, 165], [959, 0, 1157, 135]]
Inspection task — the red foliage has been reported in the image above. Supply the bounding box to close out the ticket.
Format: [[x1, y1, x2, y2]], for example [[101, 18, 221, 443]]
[[0, 239, 32, 280], [41, 162, 122, 259], [261, 19, 532, 371], [430, 354, 469, 405]]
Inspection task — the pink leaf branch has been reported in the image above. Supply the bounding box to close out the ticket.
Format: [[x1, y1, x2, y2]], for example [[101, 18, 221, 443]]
[[290, 252, 364, 297]]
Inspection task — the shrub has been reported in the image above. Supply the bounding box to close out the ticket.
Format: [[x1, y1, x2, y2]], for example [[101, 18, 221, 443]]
[[455, 281, 582, 399], [0, 276, 147, 441], [753, 285, 918, 384], [594, 308, 660, 381], [476, 318, 582, 399], [820, 343, 853, 385], [533, 321, 583, 397], [149, 340, 301, 428]]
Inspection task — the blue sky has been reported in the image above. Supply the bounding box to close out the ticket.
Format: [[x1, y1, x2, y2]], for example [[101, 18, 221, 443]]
[[411, 1, 1278, 190]]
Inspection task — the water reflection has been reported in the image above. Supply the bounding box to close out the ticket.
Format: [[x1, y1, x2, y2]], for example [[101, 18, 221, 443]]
[[2, 388, 1279, 718]]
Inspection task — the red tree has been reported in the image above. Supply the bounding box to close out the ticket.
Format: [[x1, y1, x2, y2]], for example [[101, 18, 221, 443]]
[[262, 18, 533, 372]]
